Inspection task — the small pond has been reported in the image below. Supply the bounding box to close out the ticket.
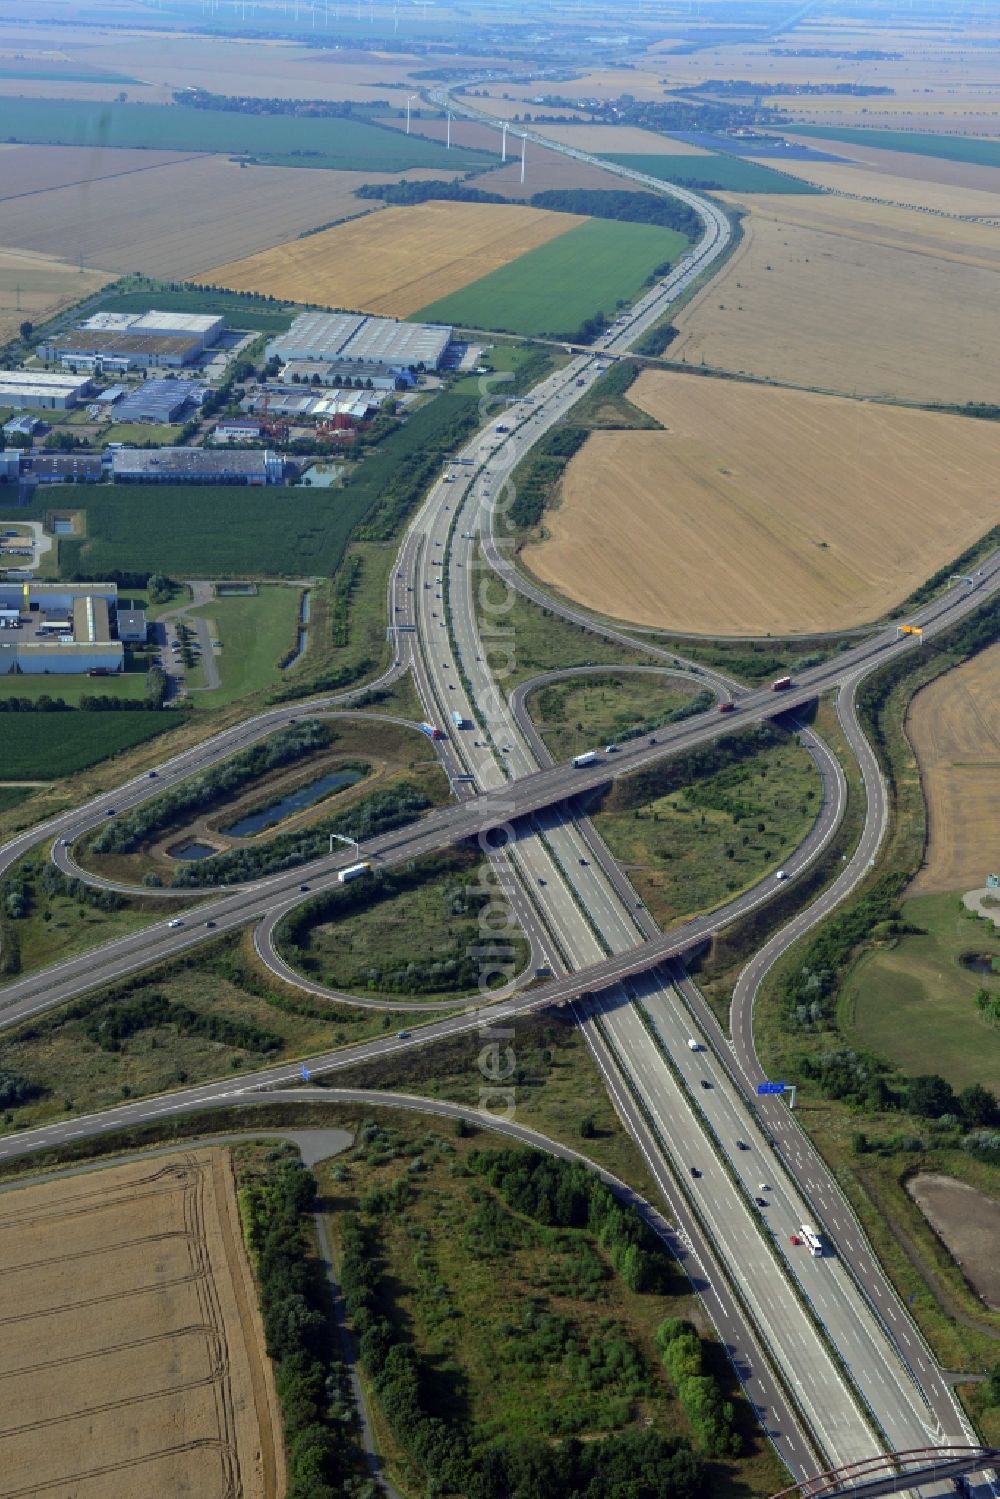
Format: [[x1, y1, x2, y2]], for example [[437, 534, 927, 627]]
[[221, 769, 363, 839], [216, 582, 255, 597], [170, 840, 218, 861], [961, 952, 998, 977]]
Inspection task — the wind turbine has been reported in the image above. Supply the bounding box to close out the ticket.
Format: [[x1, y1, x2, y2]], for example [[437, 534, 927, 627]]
[[520, 133, 526, 186], [406, 93, 417, 133], [501, 120, 508, 161], [446, 110, 452, 149]]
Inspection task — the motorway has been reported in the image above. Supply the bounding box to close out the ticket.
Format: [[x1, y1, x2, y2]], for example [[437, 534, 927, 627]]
[[0, 127, 996, 1495]]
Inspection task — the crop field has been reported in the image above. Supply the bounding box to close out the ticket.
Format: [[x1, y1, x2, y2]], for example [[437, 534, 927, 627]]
[[907, 645, 1000, 897], [0, 156, 436, 278], [0, 244, 110, 347], [485, 147, 646, 200], [5, 482, 354, 580], [417, 217, 688, 338], [789, 125, 1000, 171], [602, 152, 820, 194], [840, 892, 1000, 1094], [0, 390, 476, 580], [0, 710, 178, 780], [0, 143, 196, 202], [528, 371, 1000, 636], [751, 157, 1000, 218], [784, 133, 1000, 195], [0, 97, 489, 171], [0, 1149, 282, 1499], [667, 194, 1000, 405], [532, 124, 712, 155], [203, 201, 585, 316]]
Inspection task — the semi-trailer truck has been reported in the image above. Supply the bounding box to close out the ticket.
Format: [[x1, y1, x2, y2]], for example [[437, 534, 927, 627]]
[[572, 751, 598, 768], [772, 676, 793, 692], [418, 722, 446, 740], [338, 862, 370, 884], [451, 711, 471, 729]]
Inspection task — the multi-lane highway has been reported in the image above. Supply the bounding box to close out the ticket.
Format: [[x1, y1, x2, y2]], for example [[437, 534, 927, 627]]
[[0, 120, 995, 1495]]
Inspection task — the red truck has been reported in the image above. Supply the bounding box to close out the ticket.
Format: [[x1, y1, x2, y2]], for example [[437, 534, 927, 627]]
[[771, 676, 793, 692], [718, 700, 736, 714]]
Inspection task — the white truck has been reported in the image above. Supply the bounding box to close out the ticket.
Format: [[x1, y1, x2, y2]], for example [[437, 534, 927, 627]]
[[800, 1224, 824, 1257], [572, 751, 598, 768], [338, 862, 370, 884]]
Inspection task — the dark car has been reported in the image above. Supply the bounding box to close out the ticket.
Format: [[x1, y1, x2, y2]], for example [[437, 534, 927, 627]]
[[300, 883, 311, 892], [205, 920, 217, 929], [690, 1166, 701, 1178], [699, 1078, 712, 1090], [736, 1140, 749, 1151], [755, 1197, 768, 1208], [147, 770, 157, 779]]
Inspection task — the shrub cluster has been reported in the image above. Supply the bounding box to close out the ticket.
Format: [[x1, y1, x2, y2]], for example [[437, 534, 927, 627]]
[[79, 990, 281, 1054], [656, 1318, 741, 1457], [469, 1148, 673, 1294], [171, 781, 430, 887], [92, 720, 330, 854]]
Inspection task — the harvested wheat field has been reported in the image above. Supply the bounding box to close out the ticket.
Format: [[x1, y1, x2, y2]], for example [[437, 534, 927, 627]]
[[0, 1148, 282, 1499], [749, 158, 1000, 219], [0, 144, 201, 203], [530, 124, 711, 155], [0, 245, 110, 346], [528, 371, 1000, 637], [0, 156, 443, 277], [783, 134, 1000, 197], [204, 199, 585, 315], [486, 148, 644, 199], [668, 194, 1000, 404], [907, 645, 1000, 896]]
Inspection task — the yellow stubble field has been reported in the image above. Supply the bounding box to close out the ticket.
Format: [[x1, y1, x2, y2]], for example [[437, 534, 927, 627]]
[[203, 199, 586, 315], [0, 245, 111, 346], [0, 1148, 282, 1499], [906, 644, 1000, 896], [750, 157, 1000, 218], [527, 371, 1000, 637], [668, 193, 1000, 405]]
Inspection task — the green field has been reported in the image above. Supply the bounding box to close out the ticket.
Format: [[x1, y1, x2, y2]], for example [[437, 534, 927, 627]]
[[0, 786, 36, 814], [416, 219, 689, 339], [0, 98, 489, 172], [0, 670, 151, 704], [0, 709, 177, 779], [592, 728, 820, 927], [89, 286, 295, 333], [840, 892, 1000, 1092], [526, 673, 706, 761], [186, 585, 300, 705], [601, 153, 820, 194], [0, 391, 477, 579], [276, 849, 529, 1003], [788, 126, 1000, 169]]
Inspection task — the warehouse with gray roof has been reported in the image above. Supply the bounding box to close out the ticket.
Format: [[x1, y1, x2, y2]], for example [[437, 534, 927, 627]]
[[266, 312, 451, 372]]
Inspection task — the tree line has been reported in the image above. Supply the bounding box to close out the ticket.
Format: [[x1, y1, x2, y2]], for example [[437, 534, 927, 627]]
[[355, 179, 700, 239], [171, 782, 430, 887], [92, 719, 331, 855]]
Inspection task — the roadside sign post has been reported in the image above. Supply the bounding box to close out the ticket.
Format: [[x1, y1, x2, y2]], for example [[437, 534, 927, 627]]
[[757, 1080, 796, 1109]]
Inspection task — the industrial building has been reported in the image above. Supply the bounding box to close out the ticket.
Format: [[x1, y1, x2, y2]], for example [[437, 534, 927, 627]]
[[27, 454, 104, 484], [266, 312, 452, 373], [116, 608, 147, 643], [111, 447, 283, 485], [111, 379, 203, 425], [0, 581, 126, 675], [3, 415, 42, 439], [0, 370, 92, 410], [0, 451, 20, 482], [212, 419, 264, 443], [39, 309, 225, 373], [243, 387, 380, 424], [279, 359, 402, 392]]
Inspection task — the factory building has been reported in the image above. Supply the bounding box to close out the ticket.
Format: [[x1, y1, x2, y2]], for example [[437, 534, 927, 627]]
[[266, 312, 452, 373], [111, 447, 283, 485], [0, 370, 92, 410], [0, 581, 126, 675], [39, 309, 225, 373], [116, 608, 147, 643], [111, 379, 202, 425]]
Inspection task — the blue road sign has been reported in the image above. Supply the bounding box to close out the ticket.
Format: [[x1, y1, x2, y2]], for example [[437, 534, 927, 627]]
[[300, 1063, 311, 1082], [756, 1082, 786, 1096]]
